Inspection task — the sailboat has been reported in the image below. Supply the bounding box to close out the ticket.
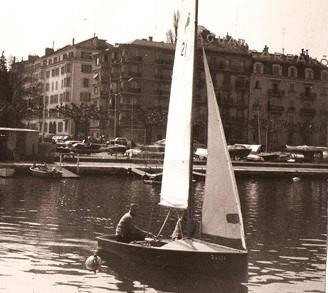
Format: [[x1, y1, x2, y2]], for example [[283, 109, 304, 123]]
[[97, 0, 247, 274]]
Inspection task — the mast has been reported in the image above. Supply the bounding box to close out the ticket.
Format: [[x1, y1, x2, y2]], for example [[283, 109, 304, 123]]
[[187, 0, 198, 237]]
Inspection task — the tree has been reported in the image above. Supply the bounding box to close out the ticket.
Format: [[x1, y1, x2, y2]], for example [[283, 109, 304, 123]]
[[136, 106, 167, 144], [166, 11, 180, 44], [56, 103, 104, 139], [0, 52, 11, 104]]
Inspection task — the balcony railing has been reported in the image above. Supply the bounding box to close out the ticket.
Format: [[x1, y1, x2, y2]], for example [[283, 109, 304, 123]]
[[235, 81, 249, 90], [269, 105, 285, 113], [300, 108, 316, 116], [287, 106, 296, 113], [268, 89, 285, 97], [125, 87, 141, 93], [300, 92, 317, 102]]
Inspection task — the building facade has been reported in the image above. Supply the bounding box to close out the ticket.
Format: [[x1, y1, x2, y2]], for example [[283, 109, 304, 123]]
[[13, 34, 328, 147], [13, 37, 111, 139], [106, 38, 173, 144], [249, 46, 328, 150]]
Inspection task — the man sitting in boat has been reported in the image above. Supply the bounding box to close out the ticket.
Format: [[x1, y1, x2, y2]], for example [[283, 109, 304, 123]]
[[115, 203, 148, 243]]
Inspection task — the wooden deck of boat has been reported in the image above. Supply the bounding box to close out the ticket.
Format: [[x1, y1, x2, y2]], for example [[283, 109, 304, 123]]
[[159, 238, 246, 253]]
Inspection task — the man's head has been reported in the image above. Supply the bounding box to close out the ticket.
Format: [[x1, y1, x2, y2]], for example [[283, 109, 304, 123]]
[[129, 203, 138, 216]]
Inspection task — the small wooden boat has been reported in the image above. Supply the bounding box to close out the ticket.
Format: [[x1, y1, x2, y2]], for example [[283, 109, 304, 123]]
[[0, 168, 15, 177], [29, 165, 62, 178]]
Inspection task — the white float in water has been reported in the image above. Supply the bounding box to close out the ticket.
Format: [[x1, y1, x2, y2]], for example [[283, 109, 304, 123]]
[[85, 254, 102, 273], [292, 177, 301, 182]]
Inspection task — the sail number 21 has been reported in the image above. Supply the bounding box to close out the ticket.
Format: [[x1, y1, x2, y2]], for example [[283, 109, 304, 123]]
[[181, 42, 187, 57]]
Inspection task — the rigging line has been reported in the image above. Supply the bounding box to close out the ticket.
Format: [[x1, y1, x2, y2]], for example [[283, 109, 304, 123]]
[[146, 205, 154, 235], [156, 208, 171, 237], [174, 209, 184, 238]]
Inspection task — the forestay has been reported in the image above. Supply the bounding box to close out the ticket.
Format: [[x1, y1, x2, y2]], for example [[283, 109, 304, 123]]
[[160, 0, 197, 209], [201, 49, 246, 250]]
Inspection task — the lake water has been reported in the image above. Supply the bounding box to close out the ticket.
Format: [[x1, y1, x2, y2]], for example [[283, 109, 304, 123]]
[[0, 174, 326, 293]]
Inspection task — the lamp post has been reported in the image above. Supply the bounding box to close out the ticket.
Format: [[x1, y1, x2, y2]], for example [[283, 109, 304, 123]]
[[41, 96, 46, 142]]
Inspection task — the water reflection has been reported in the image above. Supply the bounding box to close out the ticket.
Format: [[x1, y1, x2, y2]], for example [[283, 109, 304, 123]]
[[0, 175, 326, 292], [100, 254, 248, 293]]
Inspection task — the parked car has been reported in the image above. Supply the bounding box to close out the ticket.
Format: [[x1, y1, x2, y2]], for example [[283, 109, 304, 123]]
[[106, 144, 128, 155], [107, 137, 128, 147], [52, 135, 71, 144], [194, 148, 207, 160], [71, 142, 101, 154]]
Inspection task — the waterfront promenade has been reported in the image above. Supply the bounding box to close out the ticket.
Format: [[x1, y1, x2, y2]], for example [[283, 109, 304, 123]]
[[2, 157, 328, 178]]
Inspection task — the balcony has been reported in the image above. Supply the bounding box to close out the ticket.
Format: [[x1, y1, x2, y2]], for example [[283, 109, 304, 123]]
[[300, 108, 316, 116], [287, 106, 296, 113], [235, 81, 249, 90], [269, 105, 285, 113], [128, 56, 143, 62], [268, 89, 285, 97], [125, 87, 141, 93], [300, 92, 317, 102], [219, 99, 234, 106]]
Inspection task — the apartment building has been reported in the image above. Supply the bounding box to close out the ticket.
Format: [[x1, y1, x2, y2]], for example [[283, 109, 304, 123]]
[[249, 46, 328, 150], [97, 30, 252, 145], [197, 29, 252, 144], [13, 37, 110, 139], [13, 34, 328, 147], [107, 38, 174, 143]]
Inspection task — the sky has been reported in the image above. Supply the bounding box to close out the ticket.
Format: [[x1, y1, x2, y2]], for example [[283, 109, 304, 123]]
[[1, 0, 327, 62]]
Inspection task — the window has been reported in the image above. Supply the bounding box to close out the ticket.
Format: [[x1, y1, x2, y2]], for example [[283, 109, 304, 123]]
[[254, 80, 261, 89], [45, 83, 49, 91], [64, 77, 71, 87], [289, 83, 295, 92], [272, 64, 282, 76], [253, 62, 263, 74], [305, 68, 314, 79], [321, 87, 328, 96], [321, 70, 328, 81], [66, 63, 71, 73], [272, 82, 279, 92], [80, 92, 91, 102], [58, 122, 63, 132], [46, 71, 50, 78], [111, 82, 118, 91], [61, 67, 65, 74], [82, 78, 89, 88], [288, 66, 297, 78], [81, 51, 92, 59], [64, 91, 70, 102], [81, 64, 92, 73], [50, 95, 58, 104], [304, 85, 313, 96]]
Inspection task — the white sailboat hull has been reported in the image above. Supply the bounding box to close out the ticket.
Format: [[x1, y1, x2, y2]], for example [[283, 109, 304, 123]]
[[97, 235, 247, 275]]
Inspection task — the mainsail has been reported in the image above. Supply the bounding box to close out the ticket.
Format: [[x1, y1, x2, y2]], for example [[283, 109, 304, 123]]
[[201, 49, 246, 250], [160, 0, 197, 209]]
